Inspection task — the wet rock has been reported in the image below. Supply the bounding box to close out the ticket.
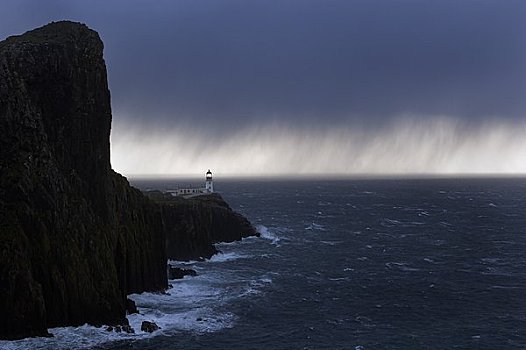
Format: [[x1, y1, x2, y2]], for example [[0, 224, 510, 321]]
[[145, 192, 259, 261], [126, 299, 139, 315], [106, 326, 113, 332], [168, 267, 198, 280], [121, 325, 135, 334], [0, 20, 257, 340], [141, 321, 160, 333], [0, 21, 167, 340]]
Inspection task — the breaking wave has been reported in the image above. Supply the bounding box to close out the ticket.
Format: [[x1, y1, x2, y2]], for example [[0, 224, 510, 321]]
[[256, 225, 281, 245]]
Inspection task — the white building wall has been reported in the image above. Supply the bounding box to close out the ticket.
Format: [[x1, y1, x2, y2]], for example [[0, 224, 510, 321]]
[[205, 180, 213, 193]]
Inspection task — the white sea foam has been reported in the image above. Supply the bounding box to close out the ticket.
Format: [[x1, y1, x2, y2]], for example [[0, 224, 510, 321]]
[[168, 258, 201, 266], [385, 262, 420, 272], [1, 254, 270, 350], [239, 277, 273, 297], [0, 324, 147, 350], [382, 218, 402, 226], [128, 270, 274, 336], [409, 221, 425, 225], [305, 222, 325, 231], [208, 251, 248, 263], [123, 275, 253, 338], [256, 225, 281, 245], [1, 214, 273, 350], [126, 303, 236, 335]]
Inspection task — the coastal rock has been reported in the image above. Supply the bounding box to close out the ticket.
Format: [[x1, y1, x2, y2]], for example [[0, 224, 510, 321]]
[[126, 298, 139, 315], [0, 21, 258, 340], [0, 21, 167, 340], [121, 325, 135, 334], [141, 321, 160, 333], [146, 191, 259, 261], [168, 267, 198, 280]]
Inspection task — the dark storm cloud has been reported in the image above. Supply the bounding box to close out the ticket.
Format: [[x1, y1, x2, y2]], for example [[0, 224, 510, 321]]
[[1, 0, 525, 131]]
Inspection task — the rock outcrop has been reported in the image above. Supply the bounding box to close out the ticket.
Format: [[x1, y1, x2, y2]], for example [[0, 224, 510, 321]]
[[0, 21, 258, 341], [146, 192, 259, 261], [167, 266, 198, 280], [0, 21, 167, 340], [140, 321, 160, 333]]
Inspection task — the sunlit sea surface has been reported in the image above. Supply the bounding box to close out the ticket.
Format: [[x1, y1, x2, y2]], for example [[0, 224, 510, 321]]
[[2, 177, 526, 350]]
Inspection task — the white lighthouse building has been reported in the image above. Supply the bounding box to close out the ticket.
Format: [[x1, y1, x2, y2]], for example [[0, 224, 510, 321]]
[[205, 169, 214, 193], [169, 170, 214, 197]]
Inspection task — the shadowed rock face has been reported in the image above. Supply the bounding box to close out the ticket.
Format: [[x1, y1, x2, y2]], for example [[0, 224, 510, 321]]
[[0, 21, 167, 340], [145, 192, 260, 261], [162, 193, 259, 261], [0, 21, 259, 340]]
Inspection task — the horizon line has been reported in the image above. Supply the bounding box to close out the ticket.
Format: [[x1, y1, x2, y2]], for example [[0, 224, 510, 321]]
[[123, 172, 526, 180]]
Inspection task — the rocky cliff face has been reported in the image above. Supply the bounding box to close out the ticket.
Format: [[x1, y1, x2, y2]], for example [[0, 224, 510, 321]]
[[146, 192, 259, 261], [0, 22, 167, 340], [0, 21, 259, 341]]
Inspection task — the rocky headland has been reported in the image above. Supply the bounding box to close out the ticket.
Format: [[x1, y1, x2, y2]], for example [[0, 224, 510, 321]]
[[146, 191, 259, 261], [0, 21, 257, 340]]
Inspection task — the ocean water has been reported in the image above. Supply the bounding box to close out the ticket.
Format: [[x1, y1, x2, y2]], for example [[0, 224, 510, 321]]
[[2, 177, 526, 350]]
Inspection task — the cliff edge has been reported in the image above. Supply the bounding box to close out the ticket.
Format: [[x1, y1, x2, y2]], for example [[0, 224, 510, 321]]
[[0, 22, 167, 339], [0, 21, 259, 341], [146, 192, 259, 261]]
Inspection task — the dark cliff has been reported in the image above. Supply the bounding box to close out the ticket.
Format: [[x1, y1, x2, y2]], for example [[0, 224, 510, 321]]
[[146, 192, 259, 261], [0, 21, 259, 341], [0, 22, 167, 339]]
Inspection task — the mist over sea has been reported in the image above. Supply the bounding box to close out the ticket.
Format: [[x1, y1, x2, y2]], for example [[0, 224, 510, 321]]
[[110, 119, 526, 176], [3, 177, 526, 349]]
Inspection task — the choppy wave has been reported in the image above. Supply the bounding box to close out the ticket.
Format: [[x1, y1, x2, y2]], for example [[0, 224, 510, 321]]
[[320, 240, 340, 246], [0, 324, 146, 350], [256, 225, 281, 245], [0, 227, 275, 350], [305, 222, 326, 231], [0, 280, 237, 350], [208, 251, 248, 263], [239, 277, 273, 297], [385, 262, 421, 272], [7, 177, 526, 349], [128, 289, 236, 334]]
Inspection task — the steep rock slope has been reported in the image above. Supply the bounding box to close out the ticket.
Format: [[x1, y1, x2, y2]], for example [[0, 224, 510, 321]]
[[0, 21, 259, 341], [0, 22, 167, 340], [146, 192, 259, 261]]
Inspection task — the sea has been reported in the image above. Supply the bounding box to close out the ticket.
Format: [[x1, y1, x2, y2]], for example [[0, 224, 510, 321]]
[[2, 177, 526, 350]]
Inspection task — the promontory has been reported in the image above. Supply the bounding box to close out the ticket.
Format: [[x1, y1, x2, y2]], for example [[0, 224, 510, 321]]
[[0, 21, 257, 340]]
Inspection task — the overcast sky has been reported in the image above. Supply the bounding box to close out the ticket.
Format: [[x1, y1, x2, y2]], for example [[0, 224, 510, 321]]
[[1, 0, 525, 174]]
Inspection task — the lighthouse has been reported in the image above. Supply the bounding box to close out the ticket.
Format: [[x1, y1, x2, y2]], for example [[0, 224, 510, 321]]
[[205, 169, 214, 193]]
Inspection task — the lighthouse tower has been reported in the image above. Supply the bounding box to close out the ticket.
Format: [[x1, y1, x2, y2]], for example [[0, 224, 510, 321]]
[[205, 169, 214, 193]]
